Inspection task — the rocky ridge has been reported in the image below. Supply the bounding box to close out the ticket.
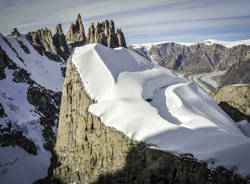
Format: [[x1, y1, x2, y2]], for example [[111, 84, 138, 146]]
[[67, 14, 127, 48], [0, 14, 128, 184], [87, 20, 127, 48], [0, 30, 63, 183], [66, 14, 86, 47], [130, 42, 250, 87], [41, 51, 248, 184]]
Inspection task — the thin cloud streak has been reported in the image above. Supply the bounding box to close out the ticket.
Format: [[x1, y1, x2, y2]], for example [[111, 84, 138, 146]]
[[0, 0, 250, 44]]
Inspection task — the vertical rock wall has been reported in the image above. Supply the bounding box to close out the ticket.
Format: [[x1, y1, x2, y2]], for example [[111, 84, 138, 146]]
[[48, 55, 247, 184]]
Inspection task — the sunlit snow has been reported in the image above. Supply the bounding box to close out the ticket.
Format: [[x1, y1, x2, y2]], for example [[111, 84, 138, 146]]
[[73, 43, 250, 176]]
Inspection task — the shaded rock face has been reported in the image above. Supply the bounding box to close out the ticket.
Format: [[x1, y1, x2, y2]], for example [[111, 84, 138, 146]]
[[66, 14, 86, 46], [7, 28, 20, 37], [87, 20, 127, 48], [27, 84, 61, 151], [26, 28, 62, 62], [53, 24, 70, 61], [0, 121, 37, 155], [211, 84, 250, 122], [220, 59, 250, 86], [46, 56, 247, 184], [130, 43, 250, 85]]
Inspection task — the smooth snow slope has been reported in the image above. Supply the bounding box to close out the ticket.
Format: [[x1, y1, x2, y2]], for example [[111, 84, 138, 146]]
[[73, 44, 250, 177]]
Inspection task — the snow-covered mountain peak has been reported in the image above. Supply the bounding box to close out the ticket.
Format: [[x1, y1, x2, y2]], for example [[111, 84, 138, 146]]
[[72, 44, 250, 176], [204, 39, 250, 48]]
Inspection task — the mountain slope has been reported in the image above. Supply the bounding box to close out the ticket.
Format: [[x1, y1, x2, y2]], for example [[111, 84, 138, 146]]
[[49, 44, 250, 183], [0, 15, 128, 184], [130, 40, 250, 89], [0, 32, 64, 183]]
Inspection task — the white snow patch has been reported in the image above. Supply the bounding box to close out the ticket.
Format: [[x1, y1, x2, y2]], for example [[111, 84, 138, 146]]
[[204, 39, 250, 48], [0, 146, 50, 184], [0, 69, 39, 125], [73, 44, 250, 176], [132, 41, 196, 50], [0, 34, 64, 91]]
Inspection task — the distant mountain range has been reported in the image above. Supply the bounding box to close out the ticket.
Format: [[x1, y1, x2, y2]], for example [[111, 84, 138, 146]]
[[130, 39, 250, 87]]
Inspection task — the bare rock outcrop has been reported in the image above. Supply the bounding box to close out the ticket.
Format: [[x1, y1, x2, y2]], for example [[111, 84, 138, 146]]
[[53, 24, 70, 60], [130, 43, 250, 85], [7, 28, 20, 37], [220, 59, 250, 86], [87, 20, 127, 48], [44, 53, 247, 184], [26, 28, 62, 62], [211, 84, 250, 122], [66, 14, 86, 46]]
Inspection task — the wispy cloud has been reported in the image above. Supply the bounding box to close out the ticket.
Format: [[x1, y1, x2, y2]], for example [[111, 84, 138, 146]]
[[0, 0, 250, 44]]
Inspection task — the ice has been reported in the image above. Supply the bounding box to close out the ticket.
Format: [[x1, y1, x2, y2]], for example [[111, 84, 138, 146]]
[[72, 43, 250, 176]]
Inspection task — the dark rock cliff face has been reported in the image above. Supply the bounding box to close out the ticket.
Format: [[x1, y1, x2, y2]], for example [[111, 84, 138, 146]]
[[45, 55, 247, 184], [130, 43, 250, 85], [53, 24, 70, 61]]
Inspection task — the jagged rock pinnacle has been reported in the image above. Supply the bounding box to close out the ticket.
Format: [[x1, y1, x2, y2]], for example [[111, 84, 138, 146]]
[[53, 24, 70, 60], [66, 13, 86, 45], [86, 19, 127, 48], [7, 28, 20, 37]]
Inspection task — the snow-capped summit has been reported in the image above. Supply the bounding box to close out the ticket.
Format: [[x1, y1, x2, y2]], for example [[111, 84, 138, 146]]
[[72, 43, 250, 177], [204, 39, 250, 48]]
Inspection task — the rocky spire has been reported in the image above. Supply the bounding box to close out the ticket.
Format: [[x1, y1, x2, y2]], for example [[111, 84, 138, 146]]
[[53, 24, 70, 60], [87, 23, 95, 43], [66, 14, 86, 46], [86, 19, 127, 48], [26, 28, 62, 62], [7, 28, 20, 37], [116, 28, 127, 48]]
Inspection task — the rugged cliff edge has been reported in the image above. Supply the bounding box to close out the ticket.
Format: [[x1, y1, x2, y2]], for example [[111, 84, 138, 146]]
[[46, 47, 248, 184], [211, 84, 250, 122]]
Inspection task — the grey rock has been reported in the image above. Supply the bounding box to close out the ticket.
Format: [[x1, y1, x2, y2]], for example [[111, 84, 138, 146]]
[[220, 59, 250, 86], [27, 84, 61, 151], [86, 19, 127, 48], [0, 102, 6, 117], [12, 68, 33, 84], [53, 24, 70, 60], [17, 39, 30, 54], [211, 84, 250, 122], [0, 44, 18, 80], [66, 14, 86, 47], [116, 28, 127, 48], [7, 28, 20, 37], [131, 43, 250, 85], [0, 121, 37, 155]]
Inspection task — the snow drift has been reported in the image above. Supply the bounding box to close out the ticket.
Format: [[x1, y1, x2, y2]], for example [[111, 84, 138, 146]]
[[73, 44, 250, 177]]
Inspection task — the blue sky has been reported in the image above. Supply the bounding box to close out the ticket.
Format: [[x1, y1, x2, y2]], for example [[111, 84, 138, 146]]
[[0, 0, 250, 45]]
